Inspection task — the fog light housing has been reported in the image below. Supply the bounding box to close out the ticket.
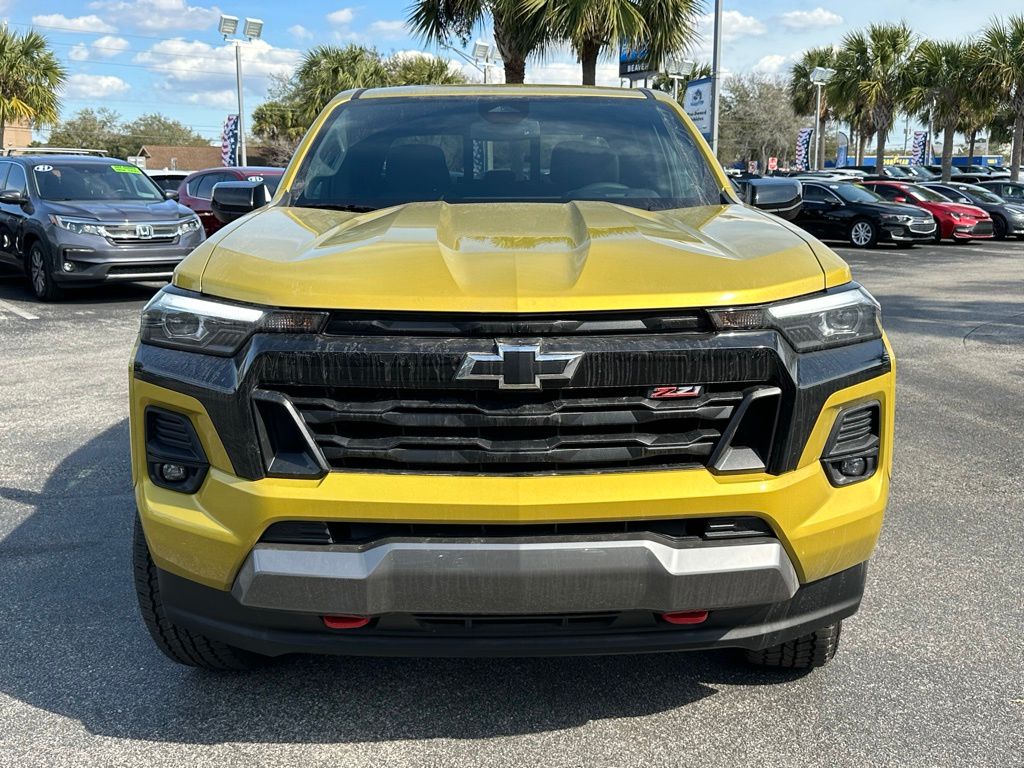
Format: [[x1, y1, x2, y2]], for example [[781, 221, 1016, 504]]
[[821, 402, 881, 487], [62, 261, 75, 272], [145, 407, 209, 493]]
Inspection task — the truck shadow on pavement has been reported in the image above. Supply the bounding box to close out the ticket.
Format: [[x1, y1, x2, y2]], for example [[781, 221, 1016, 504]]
[[0, 421, 809, 745]]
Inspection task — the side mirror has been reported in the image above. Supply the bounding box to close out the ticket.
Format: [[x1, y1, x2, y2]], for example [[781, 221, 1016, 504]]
[[893, 196, 907, 203], [736, 177, 803, 220], [0, 190, 28, 205], [211, 181, 271, 224], [163, 189, 180, 201]]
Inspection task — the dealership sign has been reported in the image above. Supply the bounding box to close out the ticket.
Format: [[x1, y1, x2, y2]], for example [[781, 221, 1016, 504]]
[[683, 77, 714, 143], [619, 42, 657, 80]]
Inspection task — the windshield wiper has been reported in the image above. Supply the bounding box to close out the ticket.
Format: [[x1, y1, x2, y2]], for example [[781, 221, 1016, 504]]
[[298, 203, 378, 213]]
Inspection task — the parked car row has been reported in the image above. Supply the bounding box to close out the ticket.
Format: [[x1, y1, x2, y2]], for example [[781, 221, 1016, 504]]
[[0, 150, 285, 300], [786, 175, 1024, 248]]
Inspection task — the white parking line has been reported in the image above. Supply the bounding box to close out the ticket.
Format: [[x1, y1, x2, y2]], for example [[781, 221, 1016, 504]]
[[0, 299, 40, 321]]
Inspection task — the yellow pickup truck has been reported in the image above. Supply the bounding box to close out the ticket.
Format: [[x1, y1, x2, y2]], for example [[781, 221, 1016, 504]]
[[130, 85, 893, 671]]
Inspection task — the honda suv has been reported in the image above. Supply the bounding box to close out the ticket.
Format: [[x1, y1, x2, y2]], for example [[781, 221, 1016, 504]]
[[0, 154, 204, 300], [130, 86, 895, 672]]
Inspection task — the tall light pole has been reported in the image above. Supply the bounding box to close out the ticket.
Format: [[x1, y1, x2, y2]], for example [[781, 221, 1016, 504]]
[[710, 0, 723, 156], [219, 14, 264, 166], [442, 41, 499, 83], [809, 66, 835, 170], [665, 55, 695, 101]]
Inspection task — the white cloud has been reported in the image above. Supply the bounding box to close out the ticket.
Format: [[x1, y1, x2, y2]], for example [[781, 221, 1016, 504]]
[[88, 0, 220, 32], [753, 54, 789, 74], [32, 13, 117, 33], [69, 44, 91, 61], [186, 89, 238, 109], [288, 24, 313, 41], [134, 38, 301, 86], [63, 74, 130, 99], [369, 20, 407, 40], [699, 10, 766, 42], [92, 35, 130, 58], [527, 59, 620, 87], [779, 8, 843, 30], [327, 8, 355, 25]]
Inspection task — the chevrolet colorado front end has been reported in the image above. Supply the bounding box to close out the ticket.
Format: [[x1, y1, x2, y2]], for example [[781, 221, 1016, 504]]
[[130, 86, 894, 671]]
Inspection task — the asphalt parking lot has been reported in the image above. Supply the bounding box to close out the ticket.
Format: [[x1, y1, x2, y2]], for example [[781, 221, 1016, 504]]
[[0, 239, 1021, 767]]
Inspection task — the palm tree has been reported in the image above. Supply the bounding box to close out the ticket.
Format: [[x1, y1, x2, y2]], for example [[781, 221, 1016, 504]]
[[831, 23, 917, 171], [978, 15, 1024, 181], [385, 53, 468, 85], [293, 45, 390, 123], [0, 27, 66, 149], [908, 40, 974, 181], [530, 0, 701, 86], [408, 0, 549, 84], [790, 47, 836, 169]]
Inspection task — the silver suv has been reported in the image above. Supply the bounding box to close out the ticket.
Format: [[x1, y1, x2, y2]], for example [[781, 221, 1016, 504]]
[[0, 153, 205, 300]]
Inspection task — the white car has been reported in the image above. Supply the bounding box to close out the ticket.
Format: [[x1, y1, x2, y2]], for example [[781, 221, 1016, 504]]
[[145, 169, 189, 195]]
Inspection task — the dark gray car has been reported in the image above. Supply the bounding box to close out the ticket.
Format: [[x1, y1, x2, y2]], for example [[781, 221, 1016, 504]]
[[0, 154, 205, 300]]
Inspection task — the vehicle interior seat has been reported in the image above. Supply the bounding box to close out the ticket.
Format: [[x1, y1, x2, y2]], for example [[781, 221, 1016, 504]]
[[382, 144, 451, 200], [549, 140, 620, 193]]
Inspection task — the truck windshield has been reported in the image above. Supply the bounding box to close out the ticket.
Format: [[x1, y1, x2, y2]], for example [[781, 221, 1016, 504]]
[[287, 95, 722, 212], [32, 162, 164, 202]]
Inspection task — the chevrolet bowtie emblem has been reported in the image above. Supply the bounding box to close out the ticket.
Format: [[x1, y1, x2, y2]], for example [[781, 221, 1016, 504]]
[[456, 343, 583, 389]]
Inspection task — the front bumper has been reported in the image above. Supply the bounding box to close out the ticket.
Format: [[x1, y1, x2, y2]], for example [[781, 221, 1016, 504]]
[[155, 557, 867, 657], [234, 538, 799, 616], [50, 228, 203, 284], [880, 221, 935, 242]]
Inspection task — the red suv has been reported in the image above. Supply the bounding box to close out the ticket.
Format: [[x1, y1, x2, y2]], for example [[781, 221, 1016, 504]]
[[178, 166, 284, 236], [862, 181, 993, 243]]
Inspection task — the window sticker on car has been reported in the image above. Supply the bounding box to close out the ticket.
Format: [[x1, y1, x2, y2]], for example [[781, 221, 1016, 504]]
[[33, 164, 54, 172], [111, 164, 143, 174], [247, 175, 264, 182]]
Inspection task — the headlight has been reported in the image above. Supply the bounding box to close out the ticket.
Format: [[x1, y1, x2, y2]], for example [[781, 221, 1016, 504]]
[[709, 286, 882, 352], [50, 215, 106, 236], [178, 216, 203, 235], [879, 214, 912, 223], [140, 287, 327, 356], [949, 212, 962, 220]]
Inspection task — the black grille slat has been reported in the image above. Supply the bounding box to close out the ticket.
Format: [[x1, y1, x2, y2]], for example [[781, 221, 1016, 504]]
[[261, 384, 753, 473]]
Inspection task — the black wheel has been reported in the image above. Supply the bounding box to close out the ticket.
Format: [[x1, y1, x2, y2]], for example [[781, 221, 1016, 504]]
[[848, 219, 878, 248], [933, 229, 943, 244], [26, 240, 64, 301], [992, 215, 1007, 240], [133, 516, 266, 671], [745, 622, 842, 669]]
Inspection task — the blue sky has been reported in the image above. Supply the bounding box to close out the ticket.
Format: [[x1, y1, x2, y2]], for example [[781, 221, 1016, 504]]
[[0, 0, 1014, 143]]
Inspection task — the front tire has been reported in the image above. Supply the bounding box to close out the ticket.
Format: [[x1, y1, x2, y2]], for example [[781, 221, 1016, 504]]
[[133, 517, 266, 671], [992, 215, 1007, 240], [27, 240, 64, 301], [746, 621, 842, 669], [849, 220, 878, 248]]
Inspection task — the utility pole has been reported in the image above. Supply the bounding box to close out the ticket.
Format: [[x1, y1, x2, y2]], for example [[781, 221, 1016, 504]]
[[710, 0, 723, 156]]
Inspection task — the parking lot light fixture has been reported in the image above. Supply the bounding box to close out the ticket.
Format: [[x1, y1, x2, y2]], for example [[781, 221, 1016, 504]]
[[809, 67, 836, 170], [220, 13, 266, 167], [218, 15, 239, 36], [243, 18, 264, 41]]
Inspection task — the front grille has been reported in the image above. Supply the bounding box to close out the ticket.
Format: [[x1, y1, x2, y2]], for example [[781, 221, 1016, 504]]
[[265, 384, 757, 474], [909, 220, 935, 233], [104, 222, 179, 244], [972, 221, 994, 236], [107, 262, 177, 276]]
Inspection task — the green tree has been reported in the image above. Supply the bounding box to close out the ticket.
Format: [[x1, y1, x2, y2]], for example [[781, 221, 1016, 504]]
[[119, 113, 206, 157], [789, 47, 835, 170], [385, 52, 467, 86], [407, 0, 549, 84], [718, 74, 805, 170], [832, 23, 917, 170], [978, 15, 1024, 181], [908, 40, 975, 181], [46, 107, 122, 153], [0, 27, 66, 149]]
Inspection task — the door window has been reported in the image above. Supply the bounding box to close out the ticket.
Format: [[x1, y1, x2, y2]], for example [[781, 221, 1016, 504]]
[[5, 164, 27, 195]]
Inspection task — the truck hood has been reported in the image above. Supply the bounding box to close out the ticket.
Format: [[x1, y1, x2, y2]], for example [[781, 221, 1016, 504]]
[[45, 198, 191, 221], [195, 201, 838, 312]]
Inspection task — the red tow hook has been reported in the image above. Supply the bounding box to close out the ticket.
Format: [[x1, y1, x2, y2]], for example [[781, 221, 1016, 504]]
[[661, 610, 709, 625], [322, 615, 371, 630]]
